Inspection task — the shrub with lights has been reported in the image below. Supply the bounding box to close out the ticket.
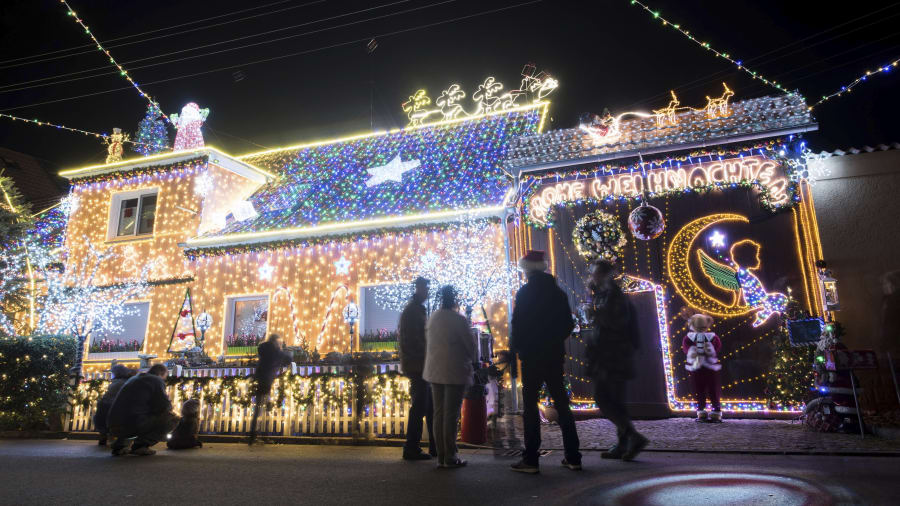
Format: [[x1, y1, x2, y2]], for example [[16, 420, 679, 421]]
[[0, 335, 76, 431]]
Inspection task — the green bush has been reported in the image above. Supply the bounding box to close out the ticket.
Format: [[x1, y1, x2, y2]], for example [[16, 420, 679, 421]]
[[0, 335, 76, 431]]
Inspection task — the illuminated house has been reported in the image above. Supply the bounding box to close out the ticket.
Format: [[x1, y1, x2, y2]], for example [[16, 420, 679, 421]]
[[60, 84, 826, 423], [505, 91, 825, 414], [60, 103, 548, 372]]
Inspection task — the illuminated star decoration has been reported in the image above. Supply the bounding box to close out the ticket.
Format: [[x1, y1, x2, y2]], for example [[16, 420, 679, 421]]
[[334, 255, 351, 275], [365, 154, 421, 187], [258, 263, 274, 280], [709, 230, 726, 249]]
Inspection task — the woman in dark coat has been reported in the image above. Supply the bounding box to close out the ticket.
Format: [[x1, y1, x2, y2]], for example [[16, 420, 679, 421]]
[[94, 364, 135, 445], [587, 260, 648, 461]]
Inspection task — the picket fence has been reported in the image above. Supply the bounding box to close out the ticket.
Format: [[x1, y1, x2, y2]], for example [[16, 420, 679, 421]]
[[68, 365, 413, 438]]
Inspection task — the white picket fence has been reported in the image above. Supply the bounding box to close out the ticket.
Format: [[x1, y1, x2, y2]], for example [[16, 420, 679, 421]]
[[69, 365, 412, 438]]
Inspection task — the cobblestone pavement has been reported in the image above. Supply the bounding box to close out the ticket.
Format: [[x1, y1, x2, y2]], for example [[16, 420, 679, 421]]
[[510, 416, 900, 454]]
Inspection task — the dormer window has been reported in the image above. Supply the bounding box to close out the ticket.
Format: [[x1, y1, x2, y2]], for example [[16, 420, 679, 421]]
[[110, 190, 158, 238]]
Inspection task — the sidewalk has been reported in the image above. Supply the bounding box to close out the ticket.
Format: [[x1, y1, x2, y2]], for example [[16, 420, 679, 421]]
[[530, 416, 900, 455]]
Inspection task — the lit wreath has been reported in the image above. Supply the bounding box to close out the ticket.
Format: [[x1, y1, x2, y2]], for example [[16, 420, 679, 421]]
[[572, 210, 627, 263]]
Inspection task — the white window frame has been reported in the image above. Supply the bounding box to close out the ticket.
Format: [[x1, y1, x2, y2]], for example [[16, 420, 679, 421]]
[[108, 188, 159, 239], [223, 294, 270, 350]]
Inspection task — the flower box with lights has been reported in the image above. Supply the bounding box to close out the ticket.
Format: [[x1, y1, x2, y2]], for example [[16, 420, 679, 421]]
[[359, 330, 399, 353]]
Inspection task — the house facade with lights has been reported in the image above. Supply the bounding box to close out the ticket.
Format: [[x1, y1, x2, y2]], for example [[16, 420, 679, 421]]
[[504, 91, 826, 415], [59, 81, 829, 419], [61, 103, 548, 373]]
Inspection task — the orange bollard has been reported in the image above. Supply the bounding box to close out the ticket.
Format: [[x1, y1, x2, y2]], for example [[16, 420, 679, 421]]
[[460, 390, 487, 445]]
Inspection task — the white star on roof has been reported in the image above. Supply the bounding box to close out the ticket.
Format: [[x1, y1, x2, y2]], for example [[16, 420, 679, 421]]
[[334, 255, 351, 275], [365, 154, 421, 187]]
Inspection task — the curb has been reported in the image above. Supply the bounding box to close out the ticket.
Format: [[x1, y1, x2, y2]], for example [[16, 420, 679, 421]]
[[49, 431, 900, 457]]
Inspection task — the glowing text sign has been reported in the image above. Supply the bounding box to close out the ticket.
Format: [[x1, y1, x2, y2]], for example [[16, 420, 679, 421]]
[[527, 156, 788, 225]]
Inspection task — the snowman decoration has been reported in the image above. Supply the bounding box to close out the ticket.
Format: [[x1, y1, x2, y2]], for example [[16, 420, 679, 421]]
[[171, 102, 209, 151]]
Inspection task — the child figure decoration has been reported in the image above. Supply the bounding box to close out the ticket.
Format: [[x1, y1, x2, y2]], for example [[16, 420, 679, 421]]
[[683, 314, 723, 422], [171, 102, 209, 151], [698, 239, 788, 327]]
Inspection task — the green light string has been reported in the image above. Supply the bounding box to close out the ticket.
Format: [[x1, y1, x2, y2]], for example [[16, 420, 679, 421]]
[[1, 112, 155, 147], [59, 0, 170, 123], [811, 56, 900, 109], [627, 0, 797, 97]]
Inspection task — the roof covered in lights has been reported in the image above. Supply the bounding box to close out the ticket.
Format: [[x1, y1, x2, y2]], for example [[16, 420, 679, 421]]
[[505, 94, 816, 173], [185, 103, 547, 249]]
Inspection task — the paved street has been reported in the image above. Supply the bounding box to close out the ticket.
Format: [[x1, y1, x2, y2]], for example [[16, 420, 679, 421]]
[[534, 417, 900, 454], [1, 439, 898, 505]]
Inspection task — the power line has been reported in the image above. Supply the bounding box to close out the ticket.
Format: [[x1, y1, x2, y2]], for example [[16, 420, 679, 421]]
[[1, 1, 542, 113], [0, 0, 325, 69], [0, 0, 435, 95]]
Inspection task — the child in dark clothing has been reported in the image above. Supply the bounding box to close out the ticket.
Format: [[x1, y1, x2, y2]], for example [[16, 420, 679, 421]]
[[167, 399, 203, 449]]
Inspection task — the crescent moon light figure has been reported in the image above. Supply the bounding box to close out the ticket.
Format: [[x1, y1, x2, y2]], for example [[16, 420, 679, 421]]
[[666, 213, 753, 318], [667, 213, 788, 326]]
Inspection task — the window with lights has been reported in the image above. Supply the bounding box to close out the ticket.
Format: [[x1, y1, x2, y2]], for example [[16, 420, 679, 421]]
[[109, 189, 158, 238], [87, 301, 150, 359], [224, 295, 269, 355]]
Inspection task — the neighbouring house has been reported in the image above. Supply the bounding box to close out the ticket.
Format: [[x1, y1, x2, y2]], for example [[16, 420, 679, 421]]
[[0, 147, 67, 209]]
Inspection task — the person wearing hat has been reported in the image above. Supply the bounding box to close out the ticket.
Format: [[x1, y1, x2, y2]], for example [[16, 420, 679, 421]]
[[93, 363, 135, 446], [510, 250, 582, 474], [398, 276, 437, 460]]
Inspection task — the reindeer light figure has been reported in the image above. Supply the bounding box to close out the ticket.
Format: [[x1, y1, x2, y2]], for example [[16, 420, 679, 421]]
[[473, 77, 504, 114], [436, 84, 467, 120], [402, 90, 438, 126], [705, 83, 734, 119], [653, 90, 682, 127]]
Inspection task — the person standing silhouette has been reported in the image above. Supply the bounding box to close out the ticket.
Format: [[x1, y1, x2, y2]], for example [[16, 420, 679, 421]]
[[510, 250, 581, 474]]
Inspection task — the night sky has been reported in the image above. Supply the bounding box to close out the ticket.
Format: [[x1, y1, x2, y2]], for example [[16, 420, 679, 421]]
[[2, 0, 899, 169]]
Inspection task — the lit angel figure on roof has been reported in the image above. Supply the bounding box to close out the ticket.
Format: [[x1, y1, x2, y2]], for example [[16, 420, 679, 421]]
[[697, 240, 788, 327], [171, 102, 209, 151]]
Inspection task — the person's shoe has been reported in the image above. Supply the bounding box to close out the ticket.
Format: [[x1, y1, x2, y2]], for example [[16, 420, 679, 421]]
[[247, 433, 258, 446], [621, 433, 648, 462], [443, 458, 467, 468], [510, 459, 539, 474], [130, 446, 156, 456], [111, 446, 129, 456], [561, 458, 582, 470], [97, 437, 108, 446], [402, 451, 432, 461], [601, 444, 626, 459], [696, 410, 708, 422], [709, 410, 723, 422]]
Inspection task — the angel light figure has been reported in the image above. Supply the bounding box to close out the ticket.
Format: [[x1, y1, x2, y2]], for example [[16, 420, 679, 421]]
[[171, 102, 209, 151], [697, 239, 788, 327]]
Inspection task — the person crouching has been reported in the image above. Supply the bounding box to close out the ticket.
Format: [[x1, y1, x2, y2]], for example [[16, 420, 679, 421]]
[[167, 399, 203, 449], [683, 314, 723, 422]]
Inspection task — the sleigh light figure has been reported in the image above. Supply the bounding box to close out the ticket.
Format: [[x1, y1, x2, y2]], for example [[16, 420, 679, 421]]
[[697, 239, 788, 327]]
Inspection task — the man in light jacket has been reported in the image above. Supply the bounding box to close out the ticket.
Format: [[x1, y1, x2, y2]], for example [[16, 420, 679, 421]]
[[423, 285, 477, 469], [398, 277, 437, 460], [510, 250, 581, 474]]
